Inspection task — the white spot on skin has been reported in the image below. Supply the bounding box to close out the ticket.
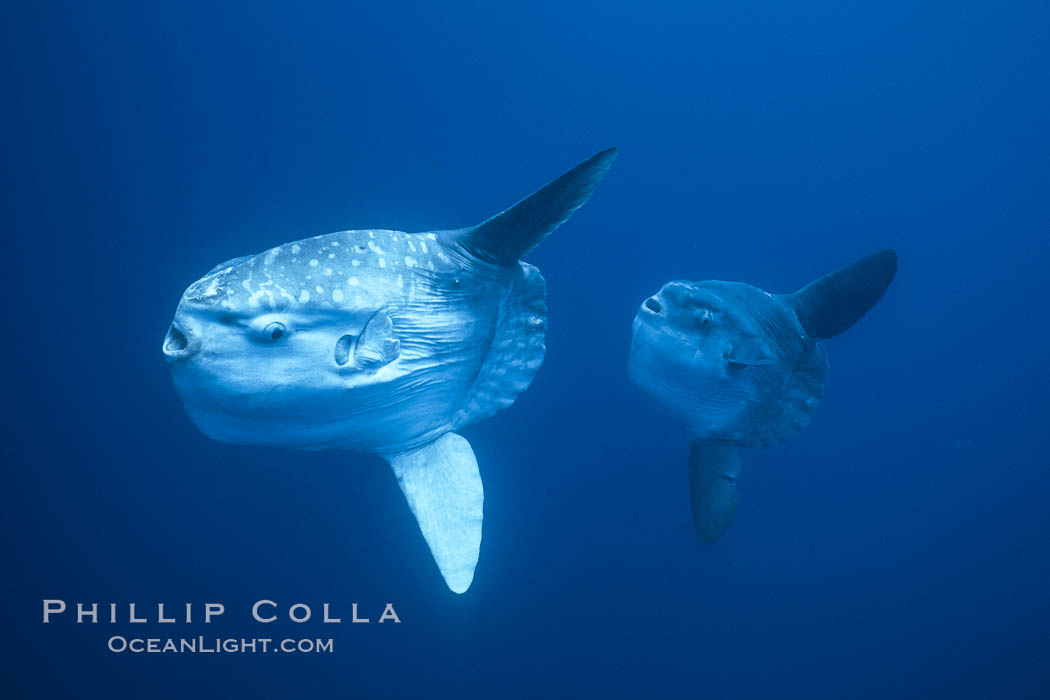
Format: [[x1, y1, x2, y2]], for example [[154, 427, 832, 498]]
[[309, 259, 319, 267], [351, 259, 361, 267], [299, 289, 310, 303], [368, 241, 384, 255], [324, 268, 333, 276], [315, 285, 324, 295], [419, 239, 428, 254], [332, 288, 344, 303], [331, 241, 339, 247], [292, 244, 301, 255], [379, 258, 386, 268], [426, 233, 437, 241], [328, 253, 335, 259], [241, 280, 252, 291], [404, 255, 417, 268], [397, 274, 404, 289], [348, 277, 359, 286], [407, 240, 416, 252]]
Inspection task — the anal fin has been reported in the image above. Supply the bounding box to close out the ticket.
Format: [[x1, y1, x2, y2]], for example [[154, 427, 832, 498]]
[[688, 440, 741, 545], [388, 433, 483, 594]]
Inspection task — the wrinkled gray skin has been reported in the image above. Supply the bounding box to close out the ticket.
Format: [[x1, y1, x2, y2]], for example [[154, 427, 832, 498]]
[[628, 250, 897, 545], [162, 148, 617, 593]]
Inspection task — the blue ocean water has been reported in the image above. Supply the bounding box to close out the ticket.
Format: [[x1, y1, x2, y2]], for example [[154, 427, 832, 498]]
[[3, 1, 1048, 697]]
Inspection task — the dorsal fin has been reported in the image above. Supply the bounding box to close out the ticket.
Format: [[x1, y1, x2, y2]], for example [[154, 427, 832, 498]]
[[454, 148, 618, 265], [786, 249, 897, 339]]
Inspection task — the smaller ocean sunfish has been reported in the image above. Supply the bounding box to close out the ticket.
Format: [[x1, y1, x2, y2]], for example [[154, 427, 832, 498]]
[[162, 149, 618, 593], [628, 250, 897, 545]]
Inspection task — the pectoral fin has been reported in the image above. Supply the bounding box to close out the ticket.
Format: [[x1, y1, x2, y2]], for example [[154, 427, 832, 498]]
[[355, 309, 400, 368], [388, 433, 483, 594], [726, 337, 777, 367], [688, 440, 741, 545]]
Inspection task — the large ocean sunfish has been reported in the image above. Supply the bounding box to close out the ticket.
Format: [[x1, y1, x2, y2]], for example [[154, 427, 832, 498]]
[[628, 250, 897, 545], [162, 149, 617, 593]]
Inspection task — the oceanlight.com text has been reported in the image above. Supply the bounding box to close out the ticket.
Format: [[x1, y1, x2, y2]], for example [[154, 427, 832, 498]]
[[107, 636, 334, 654]]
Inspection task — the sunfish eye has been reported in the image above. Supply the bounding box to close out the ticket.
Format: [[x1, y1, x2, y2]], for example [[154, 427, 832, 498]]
[[696, 308, 713, 327], [263, 321, 286, 341]]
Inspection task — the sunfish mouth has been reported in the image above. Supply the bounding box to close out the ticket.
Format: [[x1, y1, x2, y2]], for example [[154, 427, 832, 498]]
[[162, 319, 199, 361]]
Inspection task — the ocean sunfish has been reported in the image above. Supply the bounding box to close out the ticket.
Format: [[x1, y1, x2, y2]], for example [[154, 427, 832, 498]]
[[627, 250, 897, 545], [162, 148, 618, 593]]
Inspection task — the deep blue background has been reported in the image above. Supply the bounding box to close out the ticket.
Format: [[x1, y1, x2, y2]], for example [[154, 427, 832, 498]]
[[3, 1, 1048, 698]]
